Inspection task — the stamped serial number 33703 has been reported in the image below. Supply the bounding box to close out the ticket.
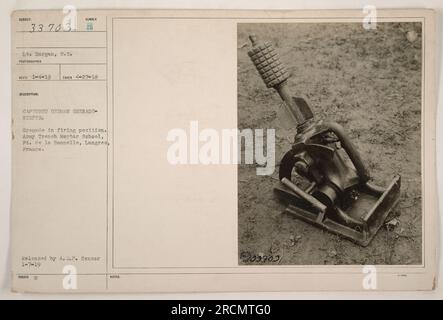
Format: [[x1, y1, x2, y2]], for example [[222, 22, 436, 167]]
[[240, 252, 281, 264], [30, 23, 67, 32]]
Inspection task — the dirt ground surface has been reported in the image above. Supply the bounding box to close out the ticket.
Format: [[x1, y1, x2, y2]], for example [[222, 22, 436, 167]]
[[237, 23, 422, 265]]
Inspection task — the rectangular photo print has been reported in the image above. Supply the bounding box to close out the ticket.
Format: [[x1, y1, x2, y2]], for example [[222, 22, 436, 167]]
[[237, 22, 422, 265]]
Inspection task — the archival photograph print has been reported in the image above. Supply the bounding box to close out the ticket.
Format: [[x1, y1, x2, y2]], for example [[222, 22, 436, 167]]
[[237, 22, 422, 265]]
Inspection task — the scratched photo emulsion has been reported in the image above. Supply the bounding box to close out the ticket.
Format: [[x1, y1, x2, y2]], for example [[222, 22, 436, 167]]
[[237, 22, 422, 265]]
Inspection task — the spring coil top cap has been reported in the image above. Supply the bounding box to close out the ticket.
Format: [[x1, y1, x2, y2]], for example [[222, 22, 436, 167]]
[[248, 34, 290, 88]]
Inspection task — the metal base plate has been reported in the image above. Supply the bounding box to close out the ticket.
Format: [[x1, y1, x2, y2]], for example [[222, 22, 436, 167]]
[[276, 175, 401, 246]]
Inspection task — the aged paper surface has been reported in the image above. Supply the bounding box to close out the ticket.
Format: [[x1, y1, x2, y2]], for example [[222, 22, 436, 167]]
[[11, 9, 437, 292]]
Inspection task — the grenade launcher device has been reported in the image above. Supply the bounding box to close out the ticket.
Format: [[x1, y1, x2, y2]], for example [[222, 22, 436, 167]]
[[247, 35, 401, 246]]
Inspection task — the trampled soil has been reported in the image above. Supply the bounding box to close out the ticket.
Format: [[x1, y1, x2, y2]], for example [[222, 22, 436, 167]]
[[237, 22, 422, 265]]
